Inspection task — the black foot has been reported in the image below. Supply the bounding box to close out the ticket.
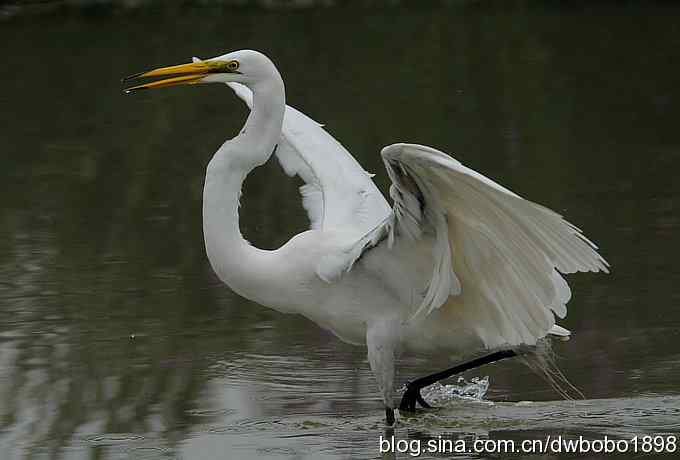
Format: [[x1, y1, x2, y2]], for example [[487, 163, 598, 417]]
[[399, 383, 433, 412], [398, 349, 518, 413], [385, 407, 395, 425]]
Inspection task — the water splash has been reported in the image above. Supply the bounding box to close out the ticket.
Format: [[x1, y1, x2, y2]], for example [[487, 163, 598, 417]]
[[420, 376, 490, 405]]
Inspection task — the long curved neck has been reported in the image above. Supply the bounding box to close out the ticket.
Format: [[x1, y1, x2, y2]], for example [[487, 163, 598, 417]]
[[203, 76, 285, 303], [242, 80, 286, 152]]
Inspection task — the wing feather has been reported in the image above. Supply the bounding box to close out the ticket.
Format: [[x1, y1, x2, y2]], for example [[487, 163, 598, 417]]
[[337, 143, 607, 348], [227, 82, 390, 234]]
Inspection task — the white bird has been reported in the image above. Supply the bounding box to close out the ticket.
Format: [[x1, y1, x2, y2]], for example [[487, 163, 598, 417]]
[[124, 50, 609, 425]]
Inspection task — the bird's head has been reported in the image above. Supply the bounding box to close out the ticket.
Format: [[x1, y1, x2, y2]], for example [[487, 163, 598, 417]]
[[123, 49, 279, 92]]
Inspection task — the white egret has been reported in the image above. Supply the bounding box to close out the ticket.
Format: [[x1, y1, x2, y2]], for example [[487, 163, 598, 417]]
[[124, 50, 609, 425]]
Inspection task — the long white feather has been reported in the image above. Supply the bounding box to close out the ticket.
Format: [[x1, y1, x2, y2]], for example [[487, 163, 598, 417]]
[[339, 143, 607, 347], [227, 82, 391, 234]]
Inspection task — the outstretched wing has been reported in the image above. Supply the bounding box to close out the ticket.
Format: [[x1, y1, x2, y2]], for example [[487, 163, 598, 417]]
[[227, 82, 390, 234], [328, 143, 609, 348]]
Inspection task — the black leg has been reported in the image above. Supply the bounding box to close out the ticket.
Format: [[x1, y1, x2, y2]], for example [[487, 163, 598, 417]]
[[399, 349, 517, 412]]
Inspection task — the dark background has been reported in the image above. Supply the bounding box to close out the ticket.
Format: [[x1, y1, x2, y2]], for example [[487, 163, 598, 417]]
[[1, 1, 679, 459]]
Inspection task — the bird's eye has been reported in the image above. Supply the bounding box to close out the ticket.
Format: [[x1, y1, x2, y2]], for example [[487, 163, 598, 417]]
[[227, 60, 239, 71]]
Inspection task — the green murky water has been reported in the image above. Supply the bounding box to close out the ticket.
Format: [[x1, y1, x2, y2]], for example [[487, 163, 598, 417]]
[[2, 3, 680, 459]]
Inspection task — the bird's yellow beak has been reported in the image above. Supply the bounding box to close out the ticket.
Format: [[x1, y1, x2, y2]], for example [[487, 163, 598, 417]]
[[122, 61, 229, 93]]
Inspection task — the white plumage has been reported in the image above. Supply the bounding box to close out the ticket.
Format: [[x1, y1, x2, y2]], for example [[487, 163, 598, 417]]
[[125, 50, 609, 423]]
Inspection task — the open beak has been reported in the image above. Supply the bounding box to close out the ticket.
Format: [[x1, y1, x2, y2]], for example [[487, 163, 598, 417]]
[[122, 60, 227, 93]]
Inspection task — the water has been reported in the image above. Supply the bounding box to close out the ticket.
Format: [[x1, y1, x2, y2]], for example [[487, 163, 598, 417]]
[[2, 2, 680, 459]]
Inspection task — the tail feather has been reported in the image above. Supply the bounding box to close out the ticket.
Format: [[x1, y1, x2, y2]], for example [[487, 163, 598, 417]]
[[548, 324, 571, 339], [517, 339, 584, 401]]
